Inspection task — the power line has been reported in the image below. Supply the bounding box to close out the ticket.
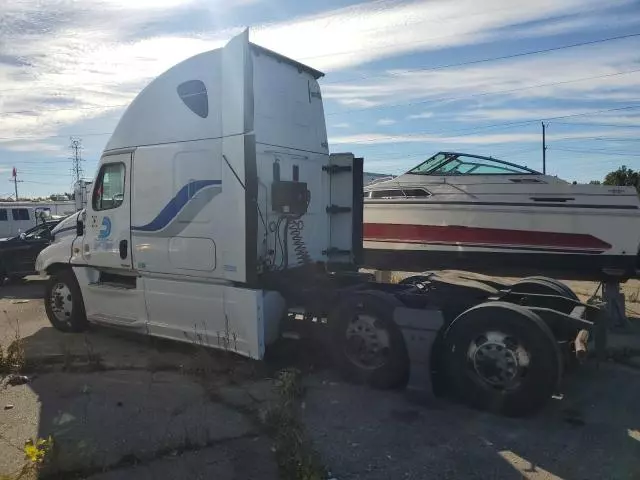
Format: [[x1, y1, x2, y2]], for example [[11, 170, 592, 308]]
[[549, 121, 640, 128], [304, 31, 640, 64], [21, 179, 71, 185], [543, 154, 640, 166], [325, 68, 640, 116], [583, 137, 640, 142], [12, 173, 70, 177], [550, 136, 640, 143], [550, 146, 640, 157], [322, 32, 640, 84], [334, 104, 640, 145]]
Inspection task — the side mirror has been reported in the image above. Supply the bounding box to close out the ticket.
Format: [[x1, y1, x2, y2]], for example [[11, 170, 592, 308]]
[[19, 232, 26, 240], [76, 219, 84, 236]]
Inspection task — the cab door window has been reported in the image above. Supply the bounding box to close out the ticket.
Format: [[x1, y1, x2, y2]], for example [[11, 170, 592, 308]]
[[93, 163, 125, 211]]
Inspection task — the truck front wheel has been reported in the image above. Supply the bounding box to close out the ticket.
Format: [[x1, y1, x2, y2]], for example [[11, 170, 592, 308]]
[[44, 270, 88, 332], [442, 302, 561, 416]]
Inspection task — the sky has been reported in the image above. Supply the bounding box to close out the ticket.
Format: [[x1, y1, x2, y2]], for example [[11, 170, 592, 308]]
[[1, 0, 639, 197]]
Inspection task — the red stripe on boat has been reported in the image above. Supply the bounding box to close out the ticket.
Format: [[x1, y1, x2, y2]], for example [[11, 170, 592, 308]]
[[363, 224, 611, 251]]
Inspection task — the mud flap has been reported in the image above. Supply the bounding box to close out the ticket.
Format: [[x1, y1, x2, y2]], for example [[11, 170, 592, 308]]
[[394, 306, 444, 401]]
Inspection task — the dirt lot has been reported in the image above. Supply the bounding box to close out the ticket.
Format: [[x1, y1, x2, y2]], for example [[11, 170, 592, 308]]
[[1, 277, 640, 479]]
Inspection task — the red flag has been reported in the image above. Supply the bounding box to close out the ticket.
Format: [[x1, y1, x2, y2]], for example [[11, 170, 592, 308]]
[[12, 167, 16, 178]]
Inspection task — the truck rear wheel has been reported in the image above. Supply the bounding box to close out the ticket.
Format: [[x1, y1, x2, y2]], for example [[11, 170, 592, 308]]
[[44, 270, 88, 333], [442, 302, 561, 416], [329, 291, 409, 389]]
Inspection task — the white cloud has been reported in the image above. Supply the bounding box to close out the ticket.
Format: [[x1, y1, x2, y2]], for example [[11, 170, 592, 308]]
[[0, 141, 68, 155], [323, 40, 640, 109], [0, 0, 638, 162], [550, 112, 640, 126], [454, 107, 640, 127], [96, 0, 197, 10], [331, 123, 351, 128], [514, 11, 640, 37], [408, 112, 433, 120], [254, 0, 633, 71], [334, 98, 378, 108], [376, 118, 396, 126]]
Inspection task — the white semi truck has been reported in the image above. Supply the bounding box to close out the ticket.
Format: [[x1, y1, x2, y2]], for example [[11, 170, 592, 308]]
[[36, 31, 602, 416]]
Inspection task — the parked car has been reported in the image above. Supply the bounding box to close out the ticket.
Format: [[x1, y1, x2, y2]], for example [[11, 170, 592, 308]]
[[0, 219, 61, 282]]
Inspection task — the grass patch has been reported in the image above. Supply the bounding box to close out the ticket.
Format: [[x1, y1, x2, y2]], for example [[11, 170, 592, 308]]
[[82, 336, 104, 371], [263, 368, 326, 480], [0, 319, 25, 375]]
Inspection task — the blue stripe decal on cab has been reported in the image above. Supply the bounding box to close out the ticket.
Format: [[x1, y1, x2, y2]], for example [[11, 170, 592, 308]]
[[132, 180, 221, 232]]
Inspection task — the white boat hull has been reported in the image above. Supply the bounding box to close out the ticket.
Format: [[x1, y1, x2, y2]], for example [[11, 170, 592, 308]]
[[364, 192, 640, 280]]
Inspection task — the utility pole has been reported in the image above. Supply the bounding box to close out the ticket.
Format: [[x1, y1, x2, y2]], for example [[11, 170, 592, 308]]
[[541, 121, 547, 174], [10, 167, 22, 201], [70, 137, 84, 185]]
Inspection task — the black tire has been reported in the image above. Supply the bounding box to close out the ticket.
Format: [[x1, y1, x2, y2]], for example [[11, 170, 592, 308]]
[[517, 276, 578, 301], [442, 301, 562, 416], [44, 269, 88, 332], [329, 291, 409, 389]]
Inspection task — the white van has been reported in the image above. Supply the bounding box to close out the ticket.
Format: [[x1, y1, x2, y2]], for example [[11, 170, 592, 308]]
[[0, 206, 41, 238]]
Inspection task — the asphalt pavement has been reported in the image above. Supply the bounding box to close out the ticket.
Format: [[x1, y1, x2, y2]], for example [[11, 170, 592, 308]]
[[1, 278, 640, 479]]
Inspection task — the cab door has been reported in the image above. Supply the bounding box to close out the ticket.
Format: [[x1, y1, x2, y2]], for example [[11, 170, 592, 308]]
[[83, 153, 132, 270]]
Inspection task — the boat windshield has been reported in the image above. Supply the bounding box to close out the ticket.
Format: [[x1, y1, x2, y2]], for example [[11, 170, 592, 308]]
[[408, 152, 539, 175], [407, 152, 450, 174]]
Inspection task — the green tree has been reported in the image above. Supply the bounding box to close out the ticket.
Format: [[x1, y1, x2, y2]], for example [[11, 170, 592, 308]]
[[603, 166, 639, 192]]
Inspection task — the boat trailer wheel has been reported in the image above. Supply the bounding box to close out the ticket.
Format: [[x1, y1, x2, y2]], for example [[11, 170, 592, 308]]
[[468, 331, 530, 389], [344, 313, 391, 370], [50, 282, 73, 325]]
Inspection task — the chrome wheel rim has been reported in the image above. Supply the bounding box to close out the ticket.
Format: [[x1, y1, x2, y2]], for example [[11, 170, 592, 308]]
[[467, 331, 530, 390], [344, 314, 390, 370], [50, 282, 73, 324]]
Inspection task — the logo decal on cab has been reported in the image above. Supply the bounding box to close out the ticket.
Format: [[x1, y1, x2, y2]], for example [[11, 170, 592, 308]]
[[98, 217, 112, 239]]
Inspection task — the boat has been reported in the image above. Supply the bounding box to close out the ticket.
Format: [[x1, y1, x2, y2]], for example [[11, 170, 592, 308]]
[[363, 151, 640, 280]]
